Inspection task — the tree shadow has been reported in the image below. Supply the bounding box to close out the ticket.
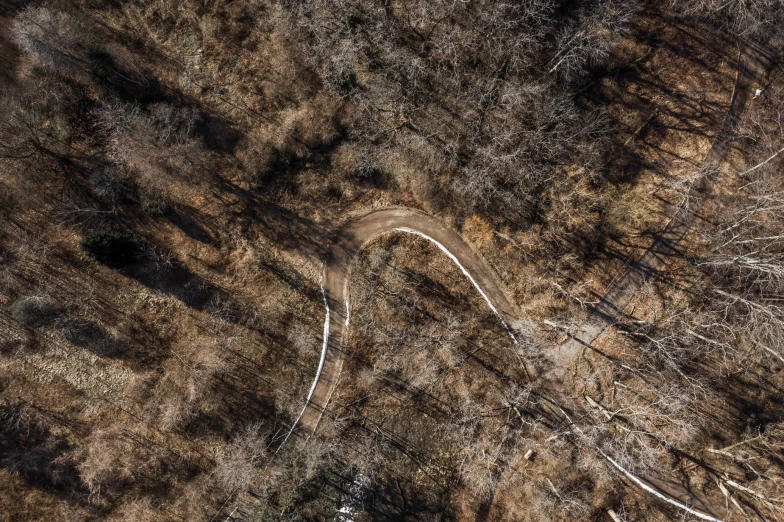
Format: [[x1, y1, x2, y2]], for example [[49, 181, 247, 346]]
[[184, 375, 278, 439], [0, 13, 22, 88], [365, 474, 450, 521], [213, 176, 331, 260], [259, 258, 322, 303], [166, 207, 215, 245], [581, 9, 739, 194], [122, 256, 218, 312], [195, 113, 243, 153], [0, 401, 86, 504], [85, 44, 174, 106], [59, 317, 124, 359]]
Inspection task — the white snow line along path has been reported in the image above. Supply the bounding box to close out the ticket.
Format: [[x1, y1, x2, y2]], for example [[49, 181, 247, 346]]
[[557, 405, 723, 522], [272, 229, 721, 522], [598, 450, 723, 522], [394, 227, 518, 344], [279, 226, 520, 453], [275, 273, 331, 454]]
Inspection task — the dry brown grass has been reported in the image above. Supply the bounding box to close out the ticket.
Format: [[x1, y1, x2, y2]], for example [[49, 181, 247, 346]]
[[0, 0, 767, 520]]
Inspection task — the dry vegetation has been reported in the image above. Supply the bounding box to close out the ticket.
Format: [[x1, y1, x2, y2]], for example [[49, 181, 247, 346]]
[[0, 0, 783, 521]]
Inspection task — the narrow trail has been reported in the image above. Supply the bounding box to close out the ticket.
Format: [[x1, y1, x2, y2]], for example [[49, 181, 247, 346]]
[[223, 37, 779, 522], [299, 208, 524, 435], [547, 39, 773, 383]]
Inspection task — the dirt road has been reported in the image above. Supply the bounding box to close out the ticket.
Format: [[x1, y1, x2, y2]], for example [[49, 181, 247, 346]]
[[297, 37, 776, 444], [225, 209, 529, 521], [295, 208, 524, 435], [224, 36, 779, 522]]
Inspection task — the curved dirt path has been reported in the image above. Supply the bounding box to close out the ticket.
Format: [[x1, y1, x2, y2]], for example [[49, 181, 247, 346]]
[[266, 204, 724, 522], [296, 33, 776, 450], [295, 208, 524, 436], [223, 211, 525, 522], [224, 37, 779, 522]]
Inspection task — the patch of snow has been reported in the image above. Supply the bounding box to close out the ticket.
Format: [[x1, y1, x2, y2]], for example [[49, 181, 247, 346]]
[[336, 472, 365, 521], [597, 450, 722, 522], [562, 405, 722, 521], [276, 274, 331, 453]]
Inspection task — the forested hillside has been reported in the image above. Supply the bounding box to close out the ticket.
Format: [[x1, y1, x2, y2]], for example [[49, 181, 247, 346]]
[[1, 1, 783, 521]]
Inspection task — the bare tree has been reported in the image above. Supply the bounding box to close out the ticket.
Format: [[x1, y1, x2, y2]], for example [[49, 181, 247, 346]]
[[672, 0, 783, 37], [93, 101, 206, 201], [285, 0, 620, 225], [0, 82, 73, 170], [549, 0, 639, 80], [737, 71, 784, 178], [213, 423, 270, 492], [11, 7, 82, 74], [153, 338, 227, 430], [697, 168, 784, 364], [77, 427, 167, 501]]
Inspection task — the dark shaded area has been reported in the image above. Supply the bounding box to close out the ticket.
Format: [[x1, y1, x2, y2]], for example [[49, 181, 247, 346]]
[[80, 229, 141, 267], [195, 113, 243, 153], [186, 373, 279, 440], [0, 0, 26, 16], [0, 12, 22, 87], [85, 45, 169, 104], [364, 476, 451, 521], [59, 317, 123, 358], [353, 163, 389, 190], [214, 176, 330, 259], [250, 129, 349, 194], [123, 256, 216, 311], [140, 193, 172, 216], [166, 207, 215, 245], [0, 401, 82, 496], [11, 297, 57, 327], [259, 258, 322, 302]]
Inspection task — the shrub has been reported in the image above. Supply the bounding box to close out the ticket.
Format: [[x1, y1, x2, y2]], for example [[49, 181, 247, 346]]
[[80, 230, 141, 267], [11, 297, 56, 327], [88, 170, 122, 200], [141, 195, 171, 216], [10, 7, 80, 75]]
